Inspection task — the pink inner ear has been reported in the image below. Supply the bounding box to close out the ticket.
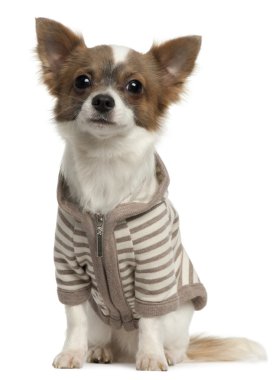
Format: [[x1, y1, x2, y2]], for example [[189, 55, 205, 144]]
[[49, 52, 64, 68], [166, 64, 180, 77]]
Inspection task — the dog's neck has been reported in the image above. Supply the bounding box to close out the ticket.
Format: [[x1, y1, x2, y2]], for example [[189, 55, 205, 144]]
[[60, 128, 158, 215]]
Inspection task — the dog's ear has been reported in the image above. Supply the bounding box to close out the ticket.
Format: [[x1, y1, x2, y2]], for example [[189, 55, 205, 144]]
[[148, 36, 201, 104], [35, 18, 85, 94]]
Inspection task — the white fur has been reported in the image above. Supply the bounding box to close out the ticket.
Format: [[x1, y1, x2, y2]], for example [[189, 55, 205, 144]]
[[53, 303, 88, 368], [111, 45, 131, 65]]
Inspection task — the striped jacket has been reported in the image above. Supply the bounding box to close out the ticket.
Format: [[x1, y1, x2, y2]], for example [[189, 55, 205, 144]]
[[54, 155, 207, 330]]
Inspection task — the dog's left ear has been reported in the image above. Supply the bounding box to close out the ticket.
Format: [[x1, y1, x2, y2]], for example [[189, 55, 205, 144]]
[[148, 36, 201, 103]]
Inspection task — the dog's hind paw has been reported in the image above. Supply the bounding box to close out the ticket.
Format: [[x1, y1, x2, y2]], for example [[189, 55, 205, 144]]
[[87, 345, 113, 364]]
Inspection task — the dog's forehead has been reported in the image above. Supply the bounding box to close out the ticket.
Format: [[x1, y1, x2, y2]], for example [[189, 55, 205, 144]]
[[87, 45, 130, 68], [110, 45, 131, 66], [86, 45, 144, 80]]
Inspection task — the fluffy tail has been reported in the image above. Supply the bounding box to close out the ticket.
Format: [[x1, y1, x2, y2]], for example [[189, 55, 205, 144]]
[[187, 335, 267, 362]]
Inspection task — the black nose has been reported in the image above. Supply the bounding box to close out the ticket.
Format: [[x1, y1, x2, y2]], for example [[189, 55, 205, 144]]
[[92, 94, 115, 113]]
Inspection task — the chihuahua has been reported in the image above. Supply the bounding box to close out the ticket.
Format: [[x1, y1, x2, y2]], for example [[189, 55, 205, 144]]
[[36, 18, 265, 370]]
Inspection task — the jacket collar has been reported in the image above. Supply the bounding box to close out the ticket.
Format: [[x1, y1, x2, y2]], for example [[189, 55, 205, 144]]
[[57, 153, 170, 223]]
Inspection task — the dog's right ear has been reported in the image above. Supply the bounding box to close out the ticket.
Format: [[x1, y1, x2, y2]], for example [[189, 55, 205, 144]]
[[35, 18, 85, 94]]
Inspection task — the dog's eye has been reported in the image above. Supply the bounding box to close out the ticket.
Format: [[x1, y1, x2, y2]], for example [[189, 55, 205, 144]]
[[126, 80, 143, 94], [74, 75, 92, 90]]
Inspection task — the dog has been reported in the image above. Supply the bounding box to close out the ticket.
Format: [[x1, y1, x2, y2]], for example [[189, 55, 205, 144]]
[[35, 18, 266, 370]]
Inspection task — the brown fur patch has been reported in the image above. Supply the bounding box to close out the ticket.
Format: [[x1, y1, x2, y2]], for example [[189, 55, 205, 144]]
[[54, 46, 114, 121]]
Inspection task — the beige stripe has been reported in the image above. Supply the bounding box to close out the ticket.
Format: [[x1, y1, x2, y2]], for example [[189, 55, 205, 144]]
[[120, 270, 134, 280], [75, 251, 91, 258], [54, 246, 75, 261], [135, 250, 172, 272], [174, 244, 183, 261], [73, 241, 90, 249], [129, 207, 167, 234], [136, 273, 176, 292], [175, 264, 181, 279], [57, 270, 89, 281], [135, 269, 175, 285], [133, 218, 170, 245], [117, 252, 134, 264], [74, 233, 89, 244], [56, 222, 73, 242], [125, 290, 134, 298], [131, 210, 169, 239], [58, 209, 75, 231], [135, 279, 176, 296], [54, 257, 67, 264], [118, 265, 135, 274], [55, 235, 74, 253], [55, 262, 84, 274], [123, 282, 134, 291], [134, 235, 170, 255], [136, 262, 175, 281], [135, 247, 172, 265], [136, 257, 173, 274], [55, 257, 81, 268], [74, 246, 91, 255], [56, 278, 89, 286], [115, 240, 133, 251], [55, 222, 73, 244], [193, 269, 199, 284], [55, 261, 81, 273], [118, 258, 135, 266], [189, 261, 194, 285], [117, 247, 134, 255]]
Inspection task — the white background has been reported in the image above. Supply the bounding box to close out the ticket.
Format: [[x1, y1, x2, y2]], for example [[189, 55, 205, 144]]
[[0, 0, 278, 379]]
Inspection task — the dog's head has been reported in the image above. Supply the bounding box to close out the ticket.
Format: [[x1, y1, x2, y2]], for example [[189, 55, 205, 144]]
[[36, 18, 201, 140]]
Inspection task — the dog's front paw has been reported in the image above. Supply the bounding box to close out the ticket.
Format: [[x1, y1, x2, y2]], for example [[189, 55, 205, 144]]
[[87, 345, 113, 364], [136, 351, 168, 371], [52, 350, 85, 369]]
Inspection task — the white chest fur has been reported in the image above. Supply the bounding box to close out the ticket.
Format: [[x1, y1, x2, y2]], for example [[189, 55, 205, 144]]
[[60, 127, 159, 215]]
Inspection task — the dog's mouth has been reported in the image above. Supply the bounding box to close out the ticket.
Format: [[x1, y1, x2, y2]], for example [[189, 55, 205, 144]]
[[89, 118, 116, 126]]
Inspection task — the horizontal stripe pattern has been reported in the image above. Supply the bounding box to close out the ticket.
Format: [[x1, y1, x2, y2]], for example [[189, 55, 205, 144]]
[[54, 209, 109, 315], [115, 200, 203, 310], [54, 199, 205, 321]]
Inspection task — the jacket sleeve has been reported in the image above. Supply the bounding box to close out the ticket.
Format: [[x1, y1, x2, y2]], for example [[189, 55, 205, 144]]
[[54, 208, 91, 305]]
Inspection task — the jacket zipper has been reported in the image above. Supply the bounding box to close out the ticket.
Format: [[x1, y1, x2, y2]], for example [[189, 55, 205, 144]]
[[95, 213, 105, 257]]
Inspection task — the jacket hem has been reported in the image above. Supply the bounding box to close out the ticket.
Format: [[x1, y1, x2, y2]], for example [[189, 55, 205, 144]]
[[89, 295, 139, 331], [57, 285, 91, 306], [135, 283, 207, 317]]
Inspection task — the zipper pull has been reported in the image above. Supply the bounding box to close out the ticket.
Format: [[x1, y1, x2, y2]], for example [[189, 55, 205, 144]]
[[95, 213, 104, 257]]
